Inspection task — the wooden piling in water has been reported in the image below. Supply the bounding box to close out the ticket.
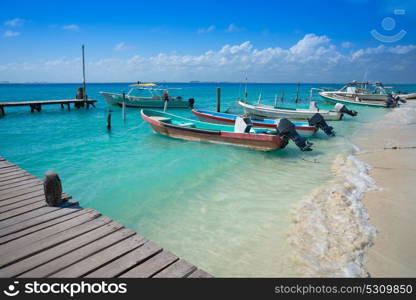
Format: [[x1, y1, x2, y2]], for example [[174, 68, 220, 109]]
[[107, 111, 112, 130], [216, 87, 221, 112]]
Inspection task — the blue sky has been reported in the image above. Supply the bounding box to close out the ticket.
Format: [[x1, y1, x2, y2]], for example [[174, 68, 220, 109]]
[[0, 0, 415, 83]]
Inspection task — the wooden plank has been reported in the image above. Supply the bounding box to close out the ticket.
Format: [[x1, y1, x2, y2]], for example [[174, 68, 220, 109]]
[[119, 251, 179, 278], [85, 241, 162, 278], [0, 189, 45, 207], [0, 195, 45, 213], [0, 201, 78, 229], [0, 178, 41, 191], [50, 233, 147, 278], [0, 192, 45, 208], [0, 167, 21, 174], [0, 162, 14, 169], [0, 172, 39, 185], [0, 169, 28, 178], [187, 269, 213, 278], [0, 214, 108, 268], [0, 208, 84, 244], [0, 99, 97, 106], [0, 201, 47, 221], [0, 181, 42, 194], [2, 222, 124, 277], [0, 185, 44, 201], [0, 209, 100, 257], [153, 259, 197, 278], [0, 171, 31, 182], [19, 228, 136, 278]]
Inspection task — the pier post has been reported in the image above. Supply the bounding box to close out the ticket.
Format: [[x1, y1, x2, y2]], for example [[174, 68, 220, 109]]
[[67, 103, 71, 111], [0, 106, 4, 117], [61, 103, 64, 109], [30, 104, 35, 113], [122, 92, 126, 121], [216, 87, 221, 112], [107, 111, 112, 130], [43, 171, 63, 206]]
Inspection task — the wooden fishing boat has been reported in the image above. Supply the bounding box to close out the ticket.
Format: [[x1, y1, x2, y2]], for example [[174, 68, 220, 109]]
[[141, 109, 291, 151], [100, 82, 194, 108], [192, 109, 318, 137], [238, 100, 343, 121]]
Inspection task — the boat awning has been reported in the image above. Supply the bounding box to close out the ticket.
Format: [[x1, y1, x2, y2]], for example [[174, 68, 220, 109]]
[[129, 83, 157, 87]]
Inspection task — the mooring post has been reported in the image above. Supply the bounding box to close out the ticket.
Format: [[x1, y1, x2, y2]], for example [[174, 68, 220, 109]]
[[107, 110, 112, 130], [122, 92, 126, 121], [216, 87, 221, 112], [43, 171, 63, 206]]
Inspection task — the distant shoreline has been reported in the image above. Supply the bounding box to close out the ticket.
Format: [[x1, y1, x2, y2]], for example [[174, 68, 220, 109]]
[[1, 82, 416, 85]]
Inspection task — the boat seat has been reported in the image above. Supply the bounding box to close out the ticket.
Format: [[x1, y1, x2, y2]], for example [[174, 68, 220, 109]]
[[178, 122, 195, 127], [150, 116, 171, 122]]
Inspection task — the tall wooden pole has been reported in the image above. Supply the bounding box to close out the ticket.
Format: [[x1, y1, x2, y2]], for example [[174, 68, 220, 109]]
[[82, 45, 87, 107], [216, 87, 221, 112]]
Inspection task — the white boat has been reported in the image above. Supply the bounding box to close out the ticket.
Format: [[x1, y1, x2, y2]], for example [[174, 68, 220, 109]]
[[100, 82, 194, 108], [238, 100, 355, 121], [318, 81, 414, 107]]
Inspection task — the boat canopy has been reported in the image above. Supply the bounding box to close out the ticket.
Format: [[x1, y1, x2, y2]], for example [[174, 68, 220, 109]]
[[129, 83, 157, 87]]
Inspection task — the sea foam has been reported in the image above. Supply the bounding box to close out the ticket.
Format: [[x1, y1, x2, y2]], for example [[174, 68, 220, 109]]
[[289, 154, 378, 277]]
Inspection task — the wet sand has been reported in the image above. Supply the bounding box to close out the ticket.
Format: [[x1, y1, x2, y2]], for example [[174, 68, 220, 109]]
[[356, 119, 416, 277]]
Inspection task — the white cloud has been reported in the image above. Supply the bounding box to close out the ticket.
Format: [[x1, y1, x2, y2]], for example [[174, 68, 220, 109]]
[[114, 42, 128, 51], [226, 23, 244, 33], [1, 34, 415, 83], [197, 25, 215, 34], [341, 41, 354, 48], [3, 30, 20, 37], [4, 18, 25, 27], [62, 24, 80, 31]]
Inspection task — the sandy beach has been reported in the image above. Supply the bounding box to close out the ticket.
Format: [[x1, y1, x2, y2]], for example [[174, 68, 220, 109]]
[[356, 104, 416, 277]]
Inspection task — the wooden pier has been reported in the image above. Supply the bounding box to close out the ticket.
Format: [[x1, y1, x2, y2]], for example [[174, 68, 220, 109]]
[[0, 157, 211, 278], [0, 99, 97, 117]]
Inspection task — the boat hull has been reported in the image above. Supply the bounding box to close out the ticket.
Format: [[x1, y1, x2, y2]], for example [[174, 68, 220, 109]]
[[192, 109, 317, 137], [141, 110, 286, 151], [319, 92, 387, 107], [238, 101, 342, 121], [100, 92, 191, 108]]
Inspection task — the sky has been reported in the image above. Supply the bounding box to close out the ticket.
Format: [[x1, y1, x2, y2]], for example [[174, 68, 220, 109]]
[[0, 0, 415, 83]]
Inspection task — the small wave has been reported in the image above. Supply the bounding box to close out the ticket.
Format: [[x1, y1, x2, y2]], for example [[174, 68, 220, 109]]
[[289, 154, 378, 277], [383, 101, 416, 125]]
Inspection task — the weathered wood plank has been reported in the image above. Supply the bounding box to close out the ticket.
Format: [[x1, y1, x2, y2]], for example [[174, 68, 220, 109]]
[[187, 269, 213, 278], [0, 169, 29, 178], [153, 259, 197, 278], [0, 181, 42, 194], [0, 214, 109, 268], [0, 201, 47, 221], [50, 233, 147, 278], [0, 178, 41, 191], [2, 222, 124, 278], [119, 251, 179, 278], [0, 175, 38, 186], [0, 195, 45, 213], [0, 173, 33, 183], [0, 208, 84, 244], [0, 209, 100, 257], [85, 241, 162, 278], [0, 167, 21, 174], [19, 228, 136, 278], [0, 201, 78, 229], [0, 185, 44, 202]]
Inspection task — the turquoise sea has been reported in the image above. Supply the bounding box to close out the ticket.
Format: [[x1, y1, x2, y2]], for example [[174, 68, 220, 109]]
[[1, 83, 415, 277]]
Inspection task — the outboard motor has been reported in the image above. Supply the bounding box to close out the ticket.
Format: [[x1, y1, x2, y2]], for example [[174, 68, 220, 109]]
[[277, 118, 313, 151], [335, 103, 358, 117], [308, 113, 335, 137], [385, 94, 399, 108], [394, 95, 406, 104], [188, 98, 195, 108], [234, 116, 253, 133]]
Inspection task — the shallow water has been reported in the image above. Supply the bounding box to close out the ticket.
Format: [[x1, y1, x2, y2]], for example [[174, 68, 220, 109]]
[[1, 82, 414, 276]]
